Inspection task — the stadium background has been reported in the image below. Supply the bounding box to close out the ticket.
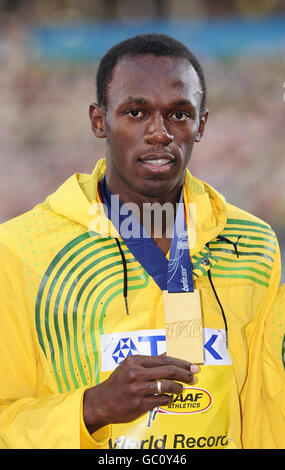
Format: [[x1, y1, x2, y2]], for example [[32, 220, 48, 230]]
[[0, 0, 284, 281]]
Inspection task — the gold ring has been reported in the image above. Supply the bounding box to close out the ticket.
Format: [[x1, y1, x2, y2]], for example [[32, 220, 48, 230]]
[[156, 380, 162, 394]]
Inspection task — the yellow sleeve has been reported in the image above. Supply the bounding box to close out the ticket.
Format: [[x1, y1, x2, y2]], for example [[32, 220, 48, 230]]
[[79, 393, 111, 449], [0, 229, 76, 448], [0, 228, 110, 449], [240, 235, 281, 448], [261, 284, 285, 448]]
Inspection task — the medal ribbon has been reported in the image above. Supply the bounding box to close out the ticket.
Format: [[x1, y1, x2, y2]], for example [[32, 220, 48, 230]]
[[99, 176, 194, 293]]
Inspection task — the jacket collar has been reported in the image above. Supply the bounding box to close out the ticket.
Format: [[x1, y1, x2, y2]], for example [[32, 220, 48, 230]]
[[47, 158, 227, 260]]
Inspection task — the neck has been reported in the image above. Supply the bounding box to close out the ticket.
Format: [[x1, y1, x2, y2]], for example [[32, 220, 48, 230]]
[[106, 173, 183, 206], [105, 176, 184, 254]]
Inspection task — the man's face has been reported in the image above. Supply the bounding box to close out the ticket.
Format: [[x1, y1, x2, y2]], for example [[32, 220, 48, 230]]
[[91, 54, 208, 202]]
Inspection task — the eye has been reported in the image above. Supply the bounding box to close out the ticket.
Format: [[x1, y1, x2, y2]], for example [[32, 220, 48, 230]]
[[171, 111, 190, 121], [127, 109, 144, 118]]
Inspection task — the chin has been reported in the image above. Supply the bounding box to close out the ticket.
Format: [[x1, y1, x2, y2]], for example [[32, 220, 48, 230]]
[[138, 180, 176, 199]]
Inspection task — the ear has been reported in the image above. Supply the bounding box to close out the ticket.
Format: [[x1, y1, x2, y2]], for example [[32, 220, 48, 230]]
[[89, 103, 106, 138], [195, 110, 209, 142]]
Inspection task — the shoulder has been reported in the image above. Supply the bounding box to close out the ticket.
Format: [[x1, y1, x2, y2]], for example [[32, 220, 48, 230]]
[[224, 202, 275, 233], [0, 201, 59, 254], [221, 202, 279, 252], [207, 201, 280, 290], [219, 201, 279, 258]]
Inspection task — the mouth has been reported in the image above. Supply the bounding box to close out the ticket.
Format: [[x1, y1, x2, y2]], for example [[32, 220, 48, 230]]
[[138, 153, 176, 173]]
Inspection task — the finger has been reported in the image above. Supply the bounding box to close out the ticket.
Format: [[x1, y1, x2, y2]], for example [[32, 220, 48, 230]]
[[146, 379, 184, 397], [143, 394, 174, 411], [142, 364, 198, 385], [133, 354, 198, 373]]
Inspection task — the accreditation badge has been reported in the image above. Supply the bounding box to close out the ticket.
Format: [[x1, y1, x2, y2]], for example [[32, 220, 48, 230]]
[[163, 289, 204, 364]]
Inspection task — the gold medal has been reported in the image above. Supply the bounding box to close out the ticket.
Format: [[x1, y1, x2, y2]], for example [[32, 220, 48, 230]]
[[163, 289, 204, 364]]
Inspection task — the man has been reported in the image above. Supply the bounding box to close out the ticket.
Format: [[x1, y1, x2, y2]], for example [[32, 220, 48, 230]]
[[0, 34, 282, 449]]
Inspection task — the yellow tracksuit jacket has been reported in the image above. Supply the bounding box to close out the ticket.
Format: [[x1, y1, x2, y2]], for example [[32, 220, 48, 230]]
[[0, 159, 282, 449]]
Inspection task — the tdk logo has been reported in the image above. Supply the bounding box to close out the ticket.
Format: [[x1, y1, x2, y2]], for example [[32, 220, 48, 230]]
[[112, 335, 166, 365], [101, 328, 232, 372], [101, 330, 166, 371], [112, 338, 139, 364]]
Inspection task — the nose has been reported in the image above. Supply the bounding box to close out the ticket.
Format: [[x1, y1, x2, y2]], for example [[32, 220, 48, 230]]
[[144, 112, 174, 146]]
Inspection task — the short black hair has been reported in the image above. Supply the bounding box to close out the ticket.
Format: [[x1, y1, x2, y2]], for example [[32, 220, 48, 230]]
[[96, 33, 207, 113]]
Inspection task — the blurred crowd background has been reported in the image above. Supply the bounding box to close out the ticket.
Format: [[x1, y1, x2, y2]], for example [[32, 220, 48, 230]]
[[0, 0, 284, 280]]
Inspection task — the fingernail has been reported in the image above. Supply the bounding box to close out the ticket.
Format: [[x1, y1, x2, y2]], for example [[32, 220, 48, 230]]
[[190, 364, 199, 373]]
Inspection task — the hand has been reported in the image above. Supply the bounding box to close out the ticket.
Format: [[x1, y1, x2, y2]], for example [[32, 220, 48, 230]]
[[83, 354, 199, 434]]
